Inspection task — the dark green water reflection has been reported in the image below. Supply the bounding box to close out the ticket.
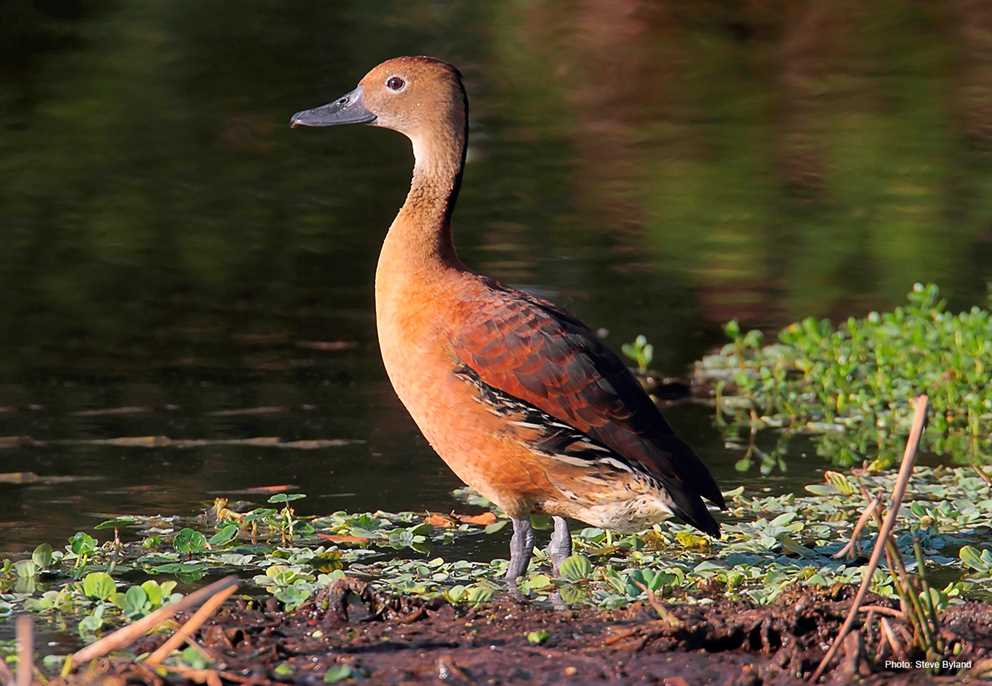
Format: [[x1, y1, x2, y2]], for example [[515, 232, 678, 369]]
[[3, 1, 992, 552]]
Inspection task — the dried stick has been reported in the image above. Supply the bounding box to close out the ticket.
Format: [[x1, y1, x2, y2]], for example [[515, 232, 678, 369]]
[[834, 495, 880, 560], [69, 576, 239, 668], [864, 609, 876, 655], [868, 498, 935, 652], [163, 666, 223, 686], [857, 605, 904, 619], [145, 584, 238, 667], [973, 464, 992, 487], [809, 395, 928, 682], [912, 536, 942, 657], [632, 580, 683, 630], [855, 487, 916, 622], [16, 615, 32, 686], [879, 617, 904, 658]]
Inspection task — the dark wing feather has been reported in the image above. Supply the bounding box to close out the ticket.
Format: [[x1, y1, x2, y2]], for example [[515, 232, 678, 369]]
[[449, 279, 726, 533]]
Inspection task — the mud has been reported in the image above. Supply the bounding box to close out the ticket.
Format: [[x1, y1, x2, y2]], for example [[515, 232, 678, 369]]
[[61, 579, 992, 685]]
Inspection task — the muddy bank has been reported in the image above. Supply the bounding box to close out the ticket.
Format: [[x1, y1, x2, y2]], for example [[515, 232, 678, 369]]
[[58, 580, 992, 685]]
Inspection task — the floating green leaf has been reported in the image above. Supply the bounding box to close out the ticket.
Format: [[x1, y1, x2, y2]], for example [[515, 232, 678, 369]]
[[960, 546, 992, 574], [484, 520, 508, 534], [323, 665, 353, 683], [208, 524, 239, 546], [31, 543, 53, 569], [77, 606, 104, 638], [173, 528, 208, 554], [82, 572, 115, 600], [558, 555, 593, 582], [13, 560, 37, 578], [94, 517, 138, 530], [121, 585, 148, 616], [69, 532, 97, 556], [268, 493, 307, 505]]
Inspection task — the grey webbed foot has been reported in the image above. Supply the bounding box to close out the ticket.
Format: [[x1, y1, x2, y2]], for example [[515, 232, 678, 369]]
[[504, 517, 535, 584], [546, 516, 571, 576]]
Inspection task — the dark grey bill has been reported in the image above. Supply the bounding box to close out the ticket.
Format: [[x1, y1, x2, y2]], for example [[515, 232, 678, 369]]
[[290, 86, 376, 128]]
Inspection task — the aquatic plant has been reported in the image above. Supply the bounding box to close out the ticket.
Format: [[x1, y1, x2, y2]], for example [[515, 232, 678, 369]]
[[1, 462, 991, 648], [695, 284, 992, 467], [621, 335, 654, 374]]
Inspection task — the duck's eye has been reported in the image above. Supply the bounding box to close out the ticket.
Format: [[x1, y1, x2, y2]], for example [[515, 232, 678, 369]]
[[386, 76, 406, 92]]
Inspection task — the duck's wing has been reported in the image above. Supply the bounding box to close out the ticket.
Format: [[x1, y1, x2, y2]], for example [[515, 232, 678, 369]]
[[449, 280, 725, 534]]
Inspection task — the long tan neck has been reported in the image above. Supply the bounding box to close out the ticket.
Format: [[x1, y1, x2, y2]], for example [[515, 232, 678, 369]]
[[380, 124, 467, 276]]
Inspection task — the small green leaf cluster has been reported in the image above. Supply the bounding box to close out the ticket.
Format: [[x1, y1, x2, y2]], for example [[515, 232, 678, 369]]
[[697, 284, 992, 467], [4, 467, 992, 635], [960, 546, 992, 577], [622, 334, 654, 374], [15, 570, 182, 639], [112, 579, 181, 617], [254, 564, 345, 611]]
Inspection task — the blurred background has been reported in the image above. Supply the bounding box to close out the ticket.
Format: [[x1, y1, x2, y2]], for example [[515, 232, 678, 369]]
[[2, 0, 992, 553]]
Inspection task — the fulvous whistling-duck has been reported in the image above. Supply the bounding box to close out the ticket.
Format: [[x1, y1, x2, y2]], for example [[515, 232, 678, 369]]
[[291, 57, 726, 583]]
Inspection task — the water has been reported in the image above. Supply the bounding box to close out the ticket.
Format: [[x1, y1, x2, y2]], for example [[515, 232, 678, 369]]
[[3, 1, 992, 555]]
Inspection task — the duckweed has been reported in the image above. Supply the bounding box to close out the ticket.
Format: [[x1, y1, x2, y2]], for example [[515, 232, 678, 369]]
[[695, 284, 992, 467], [1, 466, 991, 641]]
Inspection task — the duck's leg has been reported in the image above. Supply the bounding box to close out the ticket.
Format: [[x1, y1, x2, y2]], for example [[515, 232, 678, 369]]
[[505, 517, 535, 581], [547, 516, 572, 575]]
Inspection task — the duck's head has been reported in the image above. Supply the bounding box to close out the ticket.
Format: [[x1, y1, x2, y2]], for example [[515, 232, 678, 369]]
[[290, 56, 467, 147]]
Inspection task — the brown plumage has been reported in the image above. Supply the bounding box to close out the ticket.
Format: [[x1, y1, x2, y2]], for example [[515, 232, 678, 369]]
[[291, 56, 725, 582]]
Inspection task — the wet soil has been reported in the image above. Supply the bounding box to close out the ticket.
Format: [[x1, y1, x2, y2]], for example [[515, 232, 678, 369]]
[[62, 579, 992, 686]]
